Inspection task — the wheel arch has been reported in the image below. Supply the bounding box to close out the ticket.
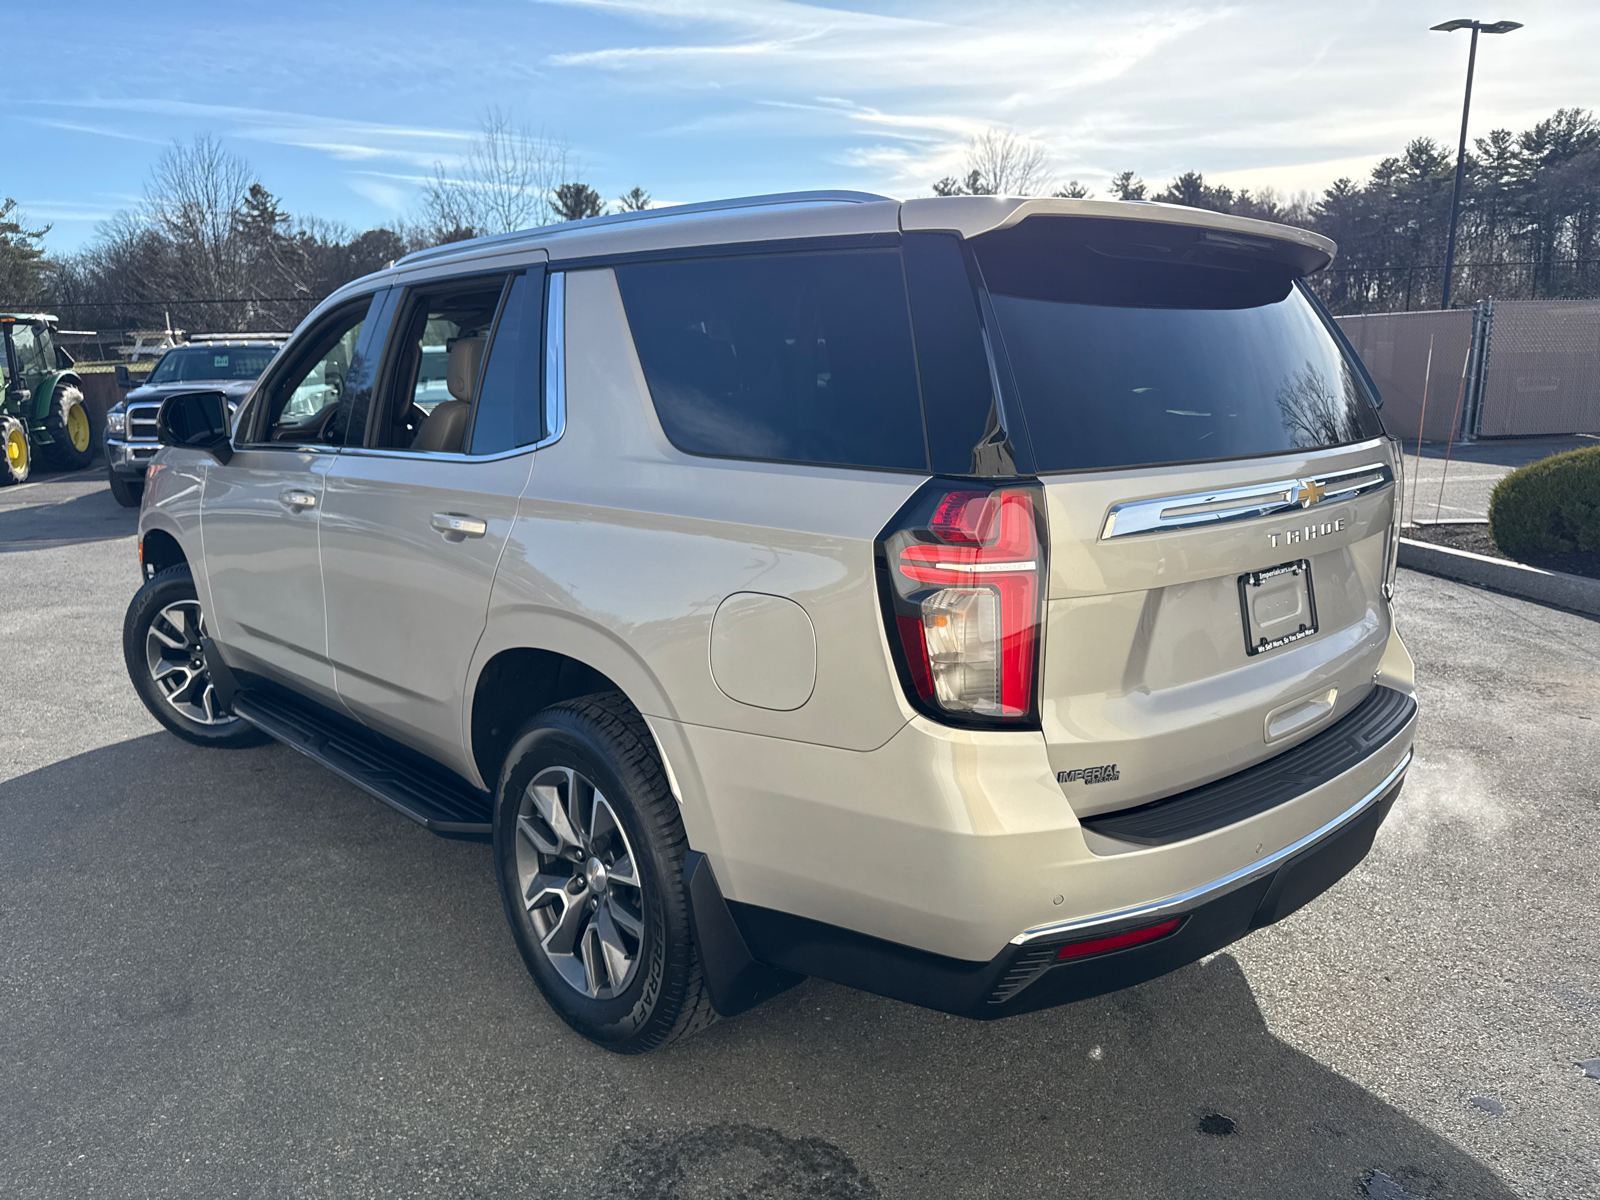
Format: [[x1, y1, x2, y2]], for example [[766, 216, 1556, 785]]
[[139, 525, 187, 579], [465, 615, 697, 819]]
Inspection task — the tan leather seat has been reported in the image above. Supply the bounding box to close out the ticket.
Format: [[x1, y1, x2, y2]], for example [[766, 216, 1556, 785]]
[[411, 336, 484, 453]]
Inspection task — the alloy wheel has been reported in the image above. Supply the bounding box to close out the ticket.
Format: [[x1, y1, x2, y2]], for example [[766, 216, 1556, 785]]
[[144, 600, 237, 727], [514, 765, 646, 1000]]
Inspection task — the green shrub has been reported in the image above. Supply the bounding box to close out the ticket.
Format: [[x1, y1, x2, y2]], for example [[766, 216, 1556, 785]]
[[1488, 445, 1600, 555]]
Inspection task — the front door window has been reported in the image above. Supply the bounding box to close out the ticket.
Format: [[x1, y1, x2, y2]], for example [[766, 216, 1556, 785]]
[[257, 304, 370, 445]]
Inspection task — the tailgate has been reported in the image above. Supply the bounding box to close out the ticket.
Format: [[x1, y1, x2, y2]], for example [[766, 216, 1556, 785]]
[[1038, 442, 1398, 818]]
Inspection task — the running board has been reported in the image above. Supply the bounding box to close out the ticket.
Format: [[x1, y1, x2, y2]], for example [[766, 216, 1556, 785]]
[[231, 689, 494, 838]]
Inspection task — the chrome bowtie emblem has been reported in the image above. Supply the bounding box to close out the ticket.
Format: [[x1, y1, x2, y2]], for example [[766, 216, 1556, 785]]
[[1295, 478, 1326, 508]]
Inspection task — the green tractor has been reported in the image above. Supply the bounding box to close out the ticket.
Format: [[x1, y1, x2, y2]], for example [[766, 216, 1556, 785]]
[[0, 313, 93, 485]]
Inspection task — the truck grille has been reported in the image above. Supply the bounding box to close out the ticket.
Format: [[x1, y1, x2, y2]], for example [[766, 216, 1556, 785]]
[[127, 405, 161, 443]]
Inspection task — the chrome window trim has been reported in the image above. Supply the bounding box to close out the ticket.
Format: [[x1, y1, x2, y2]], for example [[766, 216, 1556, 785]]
[[1010, 747, 1413, 947], [226, 441, 342, 456], [333, 444, 536, 465], [541, 271, 566, 450], [327, 271, 565, 462], [1100, 460, 1393, 540]]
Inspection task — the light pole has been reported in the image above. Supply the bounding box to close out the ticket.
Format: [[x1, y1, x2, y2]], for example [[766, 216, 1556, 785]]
[[1432, 18, 1522, 309]]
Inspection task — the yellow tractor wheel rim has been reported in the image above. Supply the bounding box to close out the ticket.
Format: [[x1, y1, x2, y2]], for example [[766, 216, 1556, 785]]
[[6, 427, 26, 471], [66, 402, 91, 452]]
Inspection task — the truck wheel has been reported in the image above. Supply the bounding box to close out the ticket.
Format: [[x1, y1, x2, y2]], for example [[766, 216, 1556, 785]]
[[108, 468, 144, 508], [493, 691, 717, 1054], [123, 564, 269, 749], [1, 416, 29, 485], [42, 384, 95, 470]]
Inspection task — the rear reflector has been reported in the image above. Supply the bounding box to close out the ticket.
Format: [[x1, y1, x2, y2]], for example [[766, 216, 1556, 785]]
[[1055, 916, 1183, 961]]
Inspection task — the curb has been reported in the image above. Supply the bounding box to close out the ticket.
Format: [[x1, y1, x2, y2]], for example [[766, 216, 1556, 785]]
[[1398, 538, 1600, 617]]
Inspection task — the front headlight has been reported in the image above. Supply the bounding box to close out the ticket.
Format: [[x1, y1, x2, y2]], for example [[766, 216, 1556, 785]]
[[106, 405, 126, 436]]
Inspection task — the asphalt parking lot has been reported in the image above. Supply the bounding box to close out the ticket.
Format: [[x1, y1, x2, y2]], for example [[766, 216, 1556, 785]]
[[1401, 435, 1597, 523], [3, 466, 1598, 1199]]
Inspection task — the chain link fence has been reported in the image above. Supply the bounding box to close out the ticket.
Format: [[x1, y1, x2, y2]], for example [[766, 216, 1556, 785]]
[[1338, 299, 1600, 441], [1476, 300, 1600, 438]]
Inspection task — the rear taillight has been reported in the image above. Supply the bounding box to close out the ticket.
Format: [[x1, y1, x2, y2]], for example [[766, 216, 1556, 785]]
[[876, 479, 1046, 727]]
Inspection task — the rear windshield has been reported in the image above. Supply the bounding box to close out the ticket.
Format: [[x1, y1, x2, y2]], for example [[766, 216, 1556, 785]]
[[147, 346, 276, 385], [615, 248, 928, 471], [974, 218, 1383, 472]]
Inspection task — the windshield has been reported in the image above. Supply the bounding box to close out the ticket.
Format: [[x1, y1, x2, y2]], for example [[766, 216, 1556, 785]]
[[147, 346, 276, 386], [973, 218, 1383, 472]]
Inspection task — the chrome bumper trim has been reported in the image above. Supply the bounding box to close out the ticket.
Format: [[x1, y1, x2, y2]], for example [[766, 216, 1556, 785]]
[[1011, 745, 1413, 946]]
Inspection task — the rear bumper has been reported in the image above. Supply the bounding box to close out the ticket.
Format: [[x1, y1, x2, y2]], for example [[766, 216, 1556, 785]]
[[722, 758, 1406, 1018]]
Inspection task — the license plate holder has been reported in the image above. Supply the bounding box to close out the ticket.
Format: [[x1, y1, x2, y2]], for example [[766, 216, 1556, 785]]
[[1239, 560, 1317, 656]]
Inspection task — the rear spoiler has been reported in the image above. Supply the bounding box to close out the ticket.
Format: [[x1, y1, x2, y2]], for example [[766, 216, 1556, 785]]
[[900, 196, 1336, 276]]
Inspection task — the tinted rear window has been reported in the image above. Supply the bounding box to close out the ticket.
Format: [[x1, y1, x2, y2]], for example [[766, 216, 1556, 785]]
[[615, 249, 928, 471], [975, 219, 1383, 472]]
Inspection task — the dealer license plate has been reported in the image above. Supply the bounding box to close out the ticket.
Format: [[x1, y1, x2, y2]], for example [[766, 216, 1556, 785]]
[[1239, 560, 1318, 656]]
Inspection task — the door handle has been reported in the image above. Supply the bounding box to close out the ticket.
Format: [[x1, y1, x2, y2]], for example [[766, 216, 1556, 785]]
[[431, 512, 488, 540], [279, 489, 317, 512]]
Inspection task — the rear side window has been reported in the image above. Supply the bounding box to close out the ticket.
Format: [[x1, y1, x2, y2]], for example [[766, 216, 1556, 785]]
[[974, 217, 1384, 472], [615, 249, 928, 471]]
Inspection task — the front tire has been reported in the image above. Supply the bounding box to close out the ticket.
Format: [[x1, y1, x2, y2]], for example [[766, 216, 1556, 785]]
[[123, 564, 269, 748], [41, 384, 95, 470], [1, 416, 30, 485], [108, 468, 144, 508], [493, 692, 716, 1053]]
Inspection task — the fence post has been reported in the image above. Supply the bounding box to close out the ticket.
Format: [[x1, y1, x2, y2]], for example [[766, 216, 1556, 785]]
[[1460, 297, 1494, 442]]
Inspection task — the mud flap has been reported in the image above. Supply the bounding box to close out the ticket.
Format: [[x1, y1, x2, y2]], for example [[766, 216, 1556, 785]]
[[683, 850, 804, 1018]]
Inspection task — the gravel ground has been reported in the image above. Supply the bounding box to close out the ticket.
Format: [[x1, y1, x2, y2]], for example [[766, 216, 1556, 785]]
[[2, 467, 1597, 1199]]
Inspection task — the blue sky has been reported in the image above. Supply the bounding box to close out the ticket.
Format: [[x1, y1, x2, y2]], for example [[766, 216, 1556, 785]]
[[9, 0, 1595, 252]]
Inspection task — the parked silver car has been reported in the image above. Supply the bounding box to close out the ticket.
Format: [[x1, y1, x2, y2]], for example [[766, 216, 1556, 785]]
[[124, 192, 1417, 1053]]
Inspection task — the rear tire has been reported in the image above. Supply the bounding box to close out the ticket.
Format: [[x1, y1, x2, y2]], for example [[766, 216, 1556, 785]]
[[0, 416, 29, 485], [108, 468, 143, 508], [41, 384, 94, 470], [493, 691, 716, 1053], [123, 564, 269, 749]]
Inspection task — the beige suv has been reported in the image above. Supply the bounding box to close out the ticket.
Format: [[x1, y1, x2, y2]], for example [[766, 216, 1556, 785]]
[[124, 192, 1416, 1053]]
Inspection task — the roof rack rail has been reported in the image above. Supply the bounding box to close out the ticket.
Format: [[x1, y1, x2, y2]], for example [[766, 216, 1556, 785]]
[[395, 190, 896, 268]]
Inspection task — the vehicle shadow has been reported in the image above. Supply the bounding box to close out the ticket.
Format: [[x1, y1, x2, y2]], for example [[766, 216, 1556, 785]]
[[0, 734, 1517, 1200], [0, 473, 136, 551]]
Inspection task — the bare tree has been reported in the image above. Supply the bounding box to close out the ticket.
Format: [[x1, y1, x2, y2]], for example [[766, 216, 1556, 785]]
[[143, 134, 256, 304], [966, 129, 1052, 196], [931, 128, 1053, 197], [419, 109, 571, 242]]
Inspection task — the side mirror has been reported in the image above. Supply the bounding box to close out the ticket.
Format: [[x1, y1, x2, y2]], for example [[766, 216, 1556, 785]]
[[115, 364, 133, 389], [156, 390, 233, 464]]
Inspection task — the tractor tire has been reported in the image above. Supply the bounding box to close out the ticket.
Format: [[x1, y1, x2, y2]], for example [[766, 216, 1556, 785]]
[[41, 384, 95, 470], [1, 415, 30, 485]]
